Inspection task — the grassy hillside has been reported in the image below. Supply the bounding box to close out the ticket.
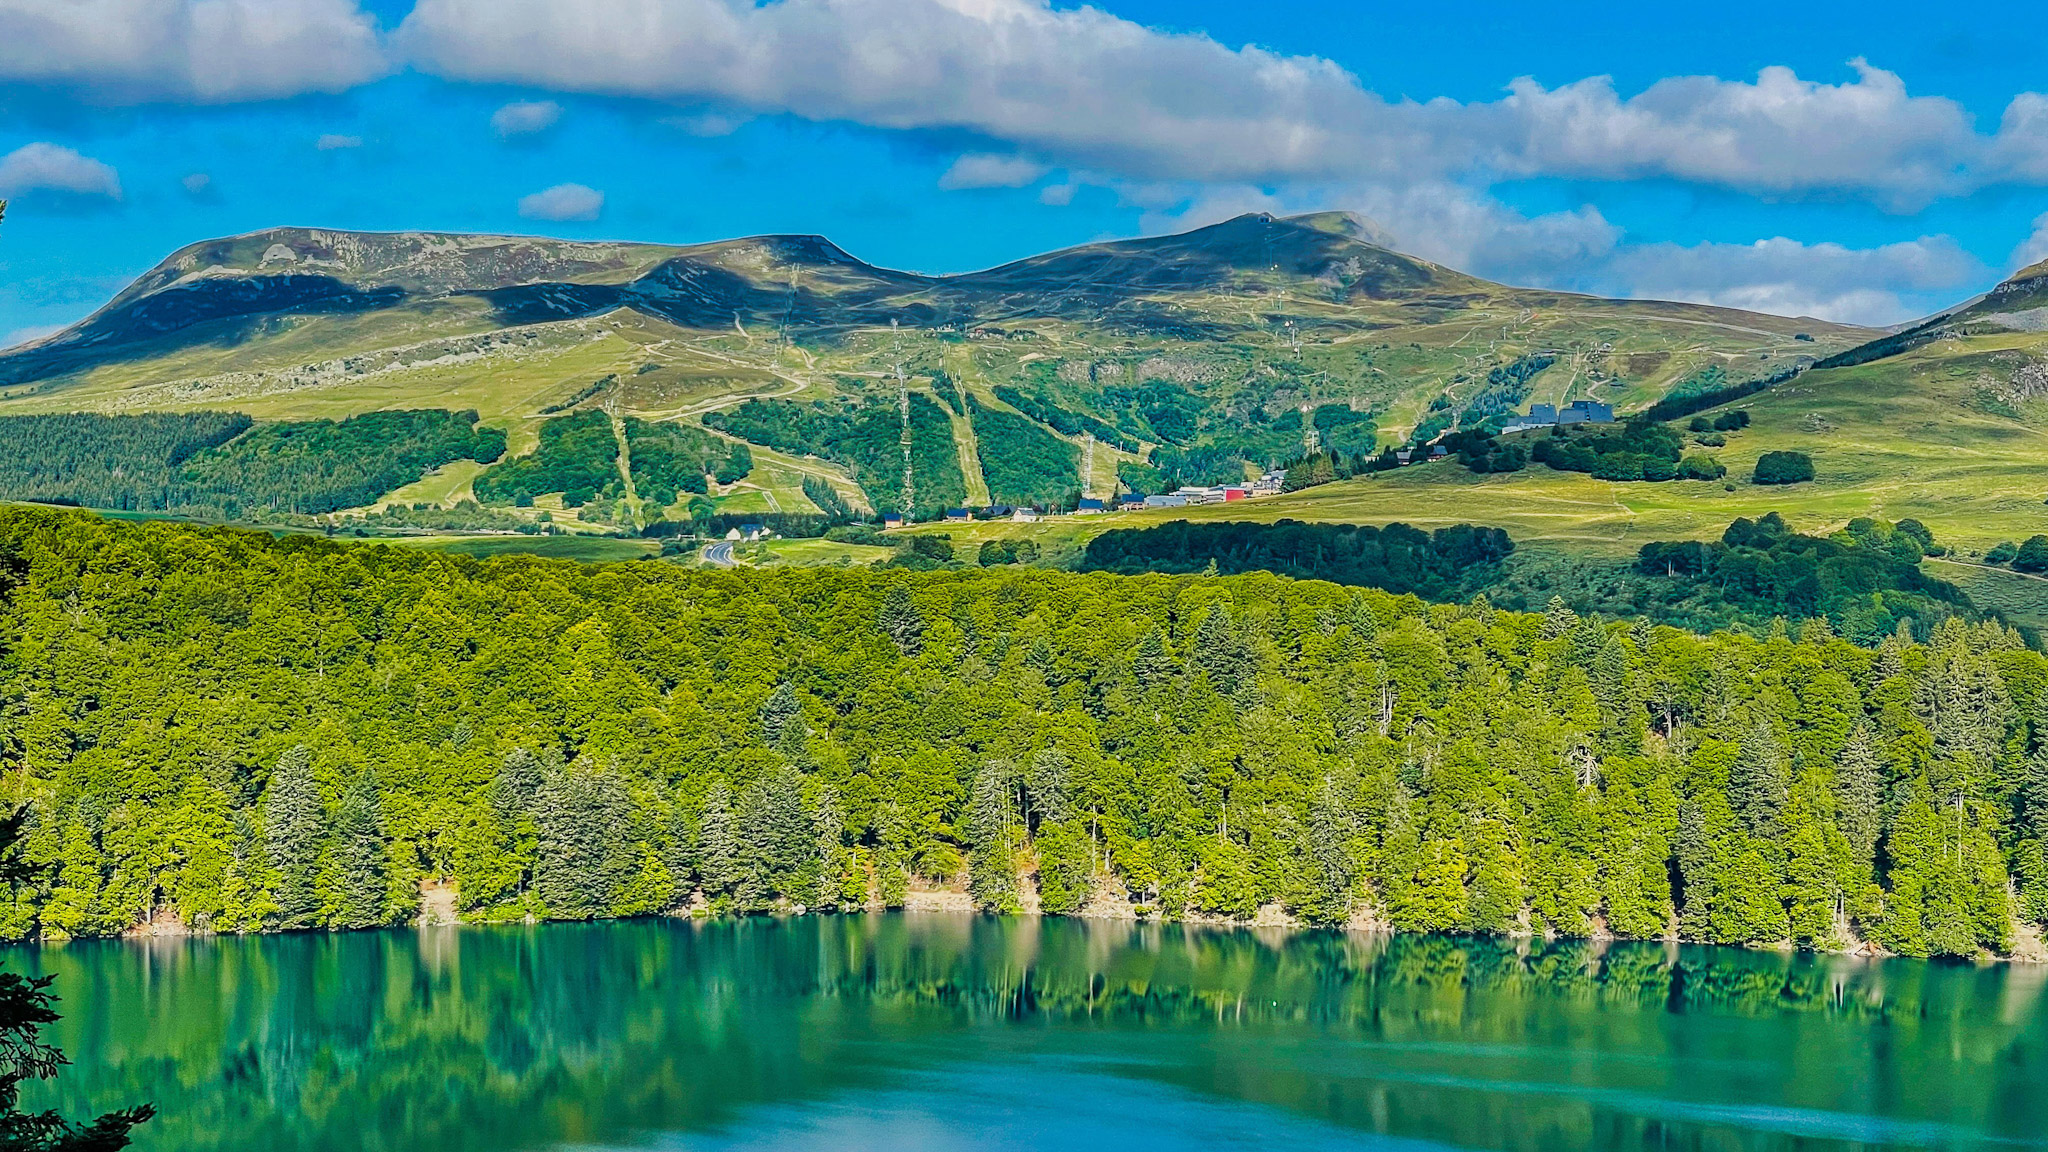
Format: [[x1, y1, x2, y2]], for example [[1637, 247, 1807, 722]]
[[0, 213, 1864, 532]]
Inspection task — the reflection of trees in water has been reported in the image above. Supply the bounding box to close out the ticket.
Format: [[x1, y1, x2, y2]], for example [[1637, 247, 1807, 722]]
[[17, 917, 2045, 1152]]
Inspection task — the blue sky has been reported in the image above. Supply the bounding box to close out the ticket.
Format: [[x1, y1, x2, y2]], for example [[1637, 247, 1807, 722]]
[[4, 0, 2048, 346]]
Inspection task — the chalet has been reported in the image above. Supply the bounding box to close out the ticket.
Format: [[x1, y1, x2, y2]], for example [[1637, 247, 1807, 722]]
[[1118, 497, 1148, 511], [1074, 497, 1107, 515], [1011, 507, 1041, 523], [882, 513, 904, 530], [738, 523, 768, 541], [1395, 448, 1414, 465], [944, 508, 973, 523], [1428, 445, 1449, 460]]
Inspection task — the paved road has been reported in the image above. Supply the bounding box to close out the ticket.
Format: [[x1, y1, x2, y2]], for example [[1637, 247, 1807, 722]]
[[703, 541, 737, 567]]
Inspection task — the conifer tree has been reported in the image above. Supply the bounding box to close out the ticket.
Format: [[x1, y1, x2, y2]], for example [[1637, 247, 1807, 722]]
[[878, 584, 924, 656], [1730, 718, 1789, 839], [760, 682, 803, 751], [1834, 725, 1885, 865], [695, 784, 740, 905], [329, 770, 391, 929], [263, 746, 325, 930], [533, 763, 628, 919], [965, 760, 1021, 913]]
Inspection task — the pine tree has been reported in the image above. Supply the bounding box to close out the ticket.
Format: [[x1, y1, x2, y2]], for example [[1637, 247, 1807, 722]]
[[533, 763, 628, 919], [1730, 718, 1789, 839], [1834, 725, 1884, 864], [329, 769, 391, 929], [760, 682, 803, 752], [1132, 628, 1174, 687], [738, 767, 812, 909], [1193, 605, 1253, 689], [696, 784, 740, 905], [1025, 748, 1073, 828], [1298, 781, 1357, 925], [263, 746, 325, 930], [965, 760, 1021, 912], [878, 584, 924, 656]]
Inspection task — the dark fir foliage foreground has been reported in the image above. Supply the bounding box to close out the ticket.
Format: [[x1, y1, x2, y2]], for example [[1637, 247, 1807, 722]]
[[1, 507, 2045, 957], [0, 556, 150, 1150]]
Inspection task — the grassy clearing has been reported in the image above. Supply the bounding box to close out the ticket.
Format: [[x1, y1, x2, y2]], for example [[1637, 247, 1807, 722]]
[[390, 534, 658, 562]]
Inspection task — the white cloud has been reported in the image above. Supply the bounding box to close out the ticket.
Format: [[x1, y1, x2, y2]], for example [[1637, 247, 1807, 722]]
[[1993, 93, 2048, 184], [181, 172, 212, 194], [938, 153, 1047, 190], [518, 182, 603, 221], [1598, 235, 1981, 325], [315, 133, 363, 150], [394, 0, 2048, 206], [492, 99, 562, 137], [1488, 62, 1979, 208], [0, 142, 123, 199], [2010, 212, 2048, 273], [0, 0, 386, 103]]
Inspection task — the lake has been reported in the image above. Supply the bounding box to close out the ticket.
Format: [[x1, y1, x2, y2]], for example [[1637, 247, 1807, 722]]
[[19, 915, 2047, 1151]]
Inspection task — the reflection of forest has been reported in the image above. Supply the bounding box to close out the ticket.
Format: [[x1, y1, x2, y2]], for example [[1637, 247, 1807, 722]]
[[19, 916, 2047, 1152]]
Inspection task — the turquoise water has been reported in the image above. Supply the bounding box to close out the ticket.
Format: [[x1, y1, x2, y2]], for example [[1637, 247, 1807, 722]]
[[20, 915, 2048, 1151]]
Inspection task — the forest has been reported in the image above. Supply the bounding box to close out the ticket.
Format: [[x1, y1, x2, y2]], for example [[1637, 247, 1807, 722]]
[[0, 409, 505, 518], [964, 395, 1080, 507], [702, 395, 966, 518], [1082, 519, 1514, 600], [5, 506, 2039, 957], [472, 409, 621, 508]]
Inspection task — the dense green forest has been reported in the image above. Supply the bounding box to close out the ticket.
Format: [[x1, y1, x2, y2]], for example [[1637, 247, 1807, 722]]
[[703, 396, 966, 518], [622, 418, 751, 506], [4, 507, 2042, 957], [964, 396, 1079, 507], [472, 410, 620, 508], [1631, 514, 1966, 640], [183, 409, 507, 516], [1083, 520, 1514, 601], [0, 409, 504, 518]]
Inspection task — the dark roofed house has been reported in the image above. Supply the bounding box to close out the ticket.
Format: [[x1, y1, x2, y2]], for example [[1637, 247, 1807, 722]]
[[1075, 497, 1106, 514], [882, 512, 904, 530], [945, 508, 973, 523]]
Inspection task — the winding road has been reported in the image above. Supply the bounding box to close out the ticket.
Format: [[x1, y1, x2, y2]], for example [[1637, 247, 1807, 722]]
[[702, 541, 737, 567]]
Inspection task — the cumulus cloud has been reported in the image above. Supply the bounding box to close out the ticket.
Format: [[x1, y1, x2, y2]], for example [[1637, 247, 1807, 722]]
[[1597, 235, 1981, 325], [492, 99, 562, 137], [0, 0, 386, 103], [2010, 211, 2048, 273], [938, 153, 1047, 190], [315, 133, 363, 150], [518, 182, 603, 221], [0, 142, 123, 199], [395, 0, 2048, 206], [1489, 62, 1980, 208]]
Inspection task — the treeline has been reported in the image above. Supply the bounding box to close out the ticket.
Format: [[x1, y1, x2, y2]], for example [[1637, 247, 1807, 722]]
[[183, 408, 507, 515], [1634, 514, 1971, 641], [624, 419, 751, 506], [0, 411, 252, 510], [1082, 519, 1514, 600], [1527, 420, 1725, 482], [992, 385, 1140, 452], [965, 395, 1079, 507], [0, 409, 504, 518], [703, 396, 966, 518], [2, 507, 2043, 959]]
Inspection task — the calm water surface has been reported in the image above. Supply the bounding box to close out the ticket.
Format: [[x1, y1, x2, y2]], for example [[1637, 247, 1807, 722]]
[[18, 915, 2048, 1152]]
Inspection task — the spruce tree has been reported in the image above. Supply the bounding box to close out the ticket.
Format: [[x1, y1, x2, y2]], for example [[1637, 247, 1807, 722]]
[[1025, 748, 1073, 828], [1834, 726, 1884, 864], [738, 767, 811, 908], [533, 763, 628, 919], [760, 682, 803, 751], [696, 784, 740, 905], [878, 584, 924, 656], [329, 769, 391, 929], [263, 746, 325, 930], [965, 760, 1021, 912], [1730, 718, 1789, 839]]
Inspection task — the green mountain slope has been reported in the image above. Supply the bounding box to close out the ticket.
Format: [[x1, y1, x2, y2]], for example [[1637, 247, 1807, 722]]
[[0, 213, 1867, 523]]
